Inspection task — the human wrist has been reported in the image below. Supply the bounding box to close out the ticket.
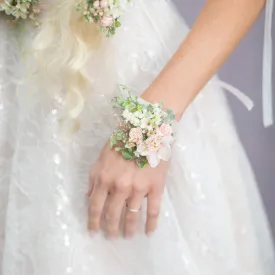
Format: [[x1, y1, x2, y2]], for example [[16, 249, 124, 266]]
[[141, 84, 189, 122]]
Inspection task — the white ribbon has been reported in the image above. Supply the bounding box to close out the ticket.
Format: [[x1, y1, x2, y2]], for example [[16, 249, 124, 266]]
[[263, 0, 274, 127], [208, 79, 254, 110]]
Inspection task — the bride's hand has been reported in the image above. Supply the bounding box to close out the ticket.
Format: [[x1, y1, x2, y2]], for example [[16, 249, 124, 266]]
[[88, 142, 169, 239]]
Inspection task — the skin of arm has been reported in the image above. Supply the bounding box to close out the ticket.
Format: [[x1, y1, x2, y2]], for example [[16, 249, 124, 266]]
[[89, 0, 268, 239], [142, 0, 266, 120]]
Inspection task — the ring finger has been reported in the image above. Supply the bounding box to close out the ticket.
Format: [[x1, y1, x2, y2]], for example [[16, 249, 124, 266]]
[[124, 193, 144, 238]]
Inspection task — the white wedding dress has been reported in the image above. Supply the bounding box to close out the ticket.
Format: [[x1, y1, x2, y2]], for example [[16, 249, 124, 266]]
[[0, 0, 274, 274]]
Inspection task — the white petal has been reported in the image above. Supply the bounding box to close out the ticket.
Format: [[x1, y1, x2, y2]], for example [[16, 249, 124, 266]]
[[147, 154, 160, 168], [162, 135, 174, 145], [137, 143, 148, 156], [171, 120, 178, 134], [157, 145, 171, 161]]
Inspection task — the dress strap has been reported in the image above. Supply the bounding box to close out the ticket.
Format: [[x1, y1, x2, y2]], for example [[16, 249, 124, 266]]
[[262, 0, 274, 127]]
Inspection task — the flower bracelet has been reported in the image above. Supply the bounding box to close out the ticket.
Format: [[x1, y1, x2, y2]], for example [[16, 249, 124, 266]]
[[110, 89, 177, 168]]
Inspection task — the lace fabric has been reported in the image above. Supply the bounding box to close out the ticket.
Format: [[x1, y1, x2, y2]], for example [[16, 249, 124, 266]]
[[0, 1, 274, 274]]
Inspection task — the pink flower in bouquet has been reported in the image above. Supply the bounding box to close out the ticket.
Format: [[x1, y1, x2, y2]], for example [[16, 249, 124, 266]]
[[137, 134, 174, 168], [158, 123, 173, 136], [100, 0, 109, 8], [129, 128, 143, 145], [93, 1, 100, 8], [100, 15, 114, 27]]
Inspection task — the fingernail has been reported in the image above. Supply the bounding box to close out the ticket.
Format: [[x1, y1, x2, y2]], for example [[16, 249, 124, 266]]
[[105, 234, 115, 240], [124, 232, 134, 239], [89, 231, 97, 238]]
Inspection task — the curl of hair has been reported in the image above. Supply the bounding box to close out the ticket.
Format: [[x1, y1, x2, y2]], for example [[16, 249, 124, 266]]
[[33, 0, 101, 130]]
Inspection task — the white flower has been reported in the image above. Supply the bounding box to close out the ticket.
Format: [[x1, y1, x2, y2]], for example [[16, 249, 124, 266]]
[[147, 112, 154, 119], [133, 118, 140, 127], [146, 144, 172, 168], [154, 116, 162, 126], [129, 116, 135, 125], [134, 111, 144, 119], [108, 0, 128, 18], [153, 108, 162, 117], [109, 6, 123, 19], [140, 118, 150, 129], [145, 135, 162, 151], [136, 143, 148, 156], [136, 134, 174, 168], [122, 109, 130, 119], [142, 109, 147, 115]]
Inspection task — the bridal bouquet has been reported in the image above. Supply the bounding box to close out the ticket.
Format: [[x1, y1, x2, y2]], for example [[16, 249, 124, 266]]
[[110, 88, 177, 168], [0, 0, 40, 24], [77, 0, 130, 37]]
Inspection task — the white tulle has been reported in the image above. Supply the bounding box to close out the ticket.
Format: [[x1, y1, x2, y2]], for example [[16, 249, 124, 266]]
[[0, 1, 275, 275]]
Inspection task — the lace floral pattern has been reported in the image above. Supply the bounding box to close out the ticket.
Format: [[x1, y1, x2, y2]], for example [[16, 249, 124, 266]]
[[0, 0, 274, 274]]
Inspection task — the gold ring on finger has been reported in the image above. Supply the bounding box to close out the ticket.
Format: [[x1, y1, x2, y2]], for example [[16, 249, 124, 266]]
[[125, 203, 141, 213]]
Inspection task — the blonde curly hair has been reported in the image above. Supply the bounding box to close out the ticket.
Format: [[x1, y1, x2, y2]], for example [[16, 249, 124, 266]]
[[33, 0, 102, 123]]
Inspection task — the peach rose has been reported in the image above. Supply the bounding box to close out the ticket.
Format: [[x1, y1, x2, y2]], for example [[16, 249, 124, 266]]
[[129, 128, 143, 144], [100, 16, 114, 27], [159, 124, 172, 136], [100, 0, 109, 8], [93, 1, 100, 8]]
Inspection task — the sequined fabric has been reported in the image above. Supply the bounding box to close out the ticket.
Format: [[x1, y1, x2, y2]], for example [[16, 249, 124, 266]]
[[0, 1, 275, 274]]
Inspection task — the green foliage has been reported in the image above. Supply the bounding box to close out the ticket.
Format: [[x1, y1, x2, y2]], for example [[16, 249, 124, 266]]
[[114, 129, 124, 140], [122, 150, 133, 160], [114, 19, 121, 28], [137, 157, 148, 168], [166, 109, 176, 121], [110, 136, 117, 149]]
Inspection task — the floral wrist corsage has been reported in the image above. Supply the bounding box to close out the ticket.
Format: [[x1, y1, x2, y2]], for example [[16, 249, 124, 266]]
[[110, 88, 177, 168], [77, 0, 130, 37], [0, 0, 40, 25]]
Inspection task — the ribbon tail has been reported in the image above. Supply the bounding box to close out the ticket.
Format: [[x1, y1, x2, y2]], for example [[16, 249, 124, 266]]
[[209, 79, 254, 110], [262, 0, 274, 127]]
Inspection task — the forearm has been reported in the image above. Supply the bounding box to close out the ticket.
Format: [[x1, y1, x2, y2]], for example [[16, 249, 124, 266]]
[[142, 0, 266, 120]]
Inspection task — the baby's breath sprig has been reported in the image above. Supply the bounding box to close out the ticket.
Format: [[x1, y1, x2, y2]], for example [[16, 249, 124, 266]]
[[0, 0, 40, 25]]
